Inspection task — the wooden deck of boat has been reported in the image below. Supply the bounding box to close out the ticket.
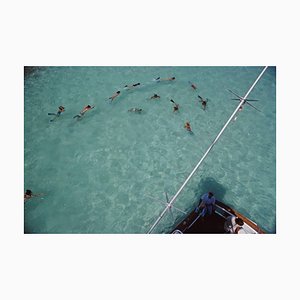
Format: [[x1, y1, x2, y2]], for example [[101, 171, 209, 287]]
[[173, 209, 227, 234]]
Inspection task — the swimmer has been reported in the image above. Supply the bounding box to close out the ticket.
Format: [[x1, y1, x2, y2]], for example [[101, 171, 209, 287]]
[[24, 189, 44, 202], [48, 106, 65, 122], [170, 99, 179, 112], [189, 81, 197, 90], [184, 121, 192, 132], [128, 108, 143, 113], [198, 95, 207, 110], [73, 105, 95, 119], [155, 76, 176, 82], [109, 91, 121, 101], [150, 94, 160, 99], [124, 83, 140, 89]]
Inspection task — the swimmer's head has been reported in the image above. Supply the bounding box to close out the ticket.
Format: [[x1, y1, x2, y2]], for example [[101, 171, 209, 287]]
[[59, 106, 65, 111], [208, 192, 214, 198], [87, 105, 91, 108], [235, 218, 244, 226], [172, 77, 175, 80], [117, 91, 120, 94], [25, 189, 32, 196]]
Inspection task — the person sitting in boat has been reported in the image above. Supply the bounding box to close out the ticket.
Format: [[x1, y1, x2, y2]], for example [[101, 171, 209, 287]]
[[224, 216, 245, 233], [197, 192, 216, 217]]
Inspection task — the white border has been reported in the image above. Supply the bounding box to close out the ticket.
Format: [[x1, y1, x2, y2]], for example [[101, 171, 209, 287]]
[[1, 1, 298, 299]]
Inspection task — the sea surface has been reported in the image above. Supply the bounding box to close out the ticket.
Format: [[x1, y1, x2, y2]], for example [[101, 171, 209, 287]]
[[24, 66, 276, 233]]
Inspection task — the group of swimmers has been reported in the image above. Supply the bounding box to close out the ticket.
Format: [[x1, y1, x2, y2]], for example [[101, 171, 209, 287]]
[[45, 75, 209, 136], [30, 75, 209, 201], [47, 105, 95, 122], [108, 77, 176, 102], [45, 76, 210, 136], [106, 76, 209, 133]]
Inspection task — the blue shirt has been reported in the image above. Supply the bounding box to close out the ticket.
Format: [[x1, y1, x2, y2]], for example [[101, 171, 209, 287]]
[[200, 193, 216, 206]]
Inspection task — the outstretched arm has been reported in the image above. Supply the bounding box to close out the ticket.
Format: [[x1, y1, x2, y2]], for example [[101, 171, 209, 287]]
[[198, 200, 205, 208]]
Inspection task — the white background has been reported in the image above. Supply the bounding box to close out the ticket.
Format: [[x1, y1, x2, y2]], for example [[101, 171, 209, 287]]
[[0, 0, 299, 299]]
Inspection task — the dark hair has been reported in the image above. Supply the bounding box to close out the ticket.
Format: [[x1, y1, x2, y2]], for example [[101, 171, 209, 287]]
[[87, 105, 91, 108], [235, 218, 244, 226], [124, 85, 128, 87], [117, 91, 120, 94], [25, 189, 32, 195], [59, 106, 64, 110], [208, 192, 214, 196], [172, 77, 175, 79]]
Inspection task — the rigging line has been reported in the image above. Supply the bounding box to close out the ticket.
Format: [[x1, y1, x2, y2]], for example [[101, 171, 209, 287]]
[[147, 66, 268, 234]]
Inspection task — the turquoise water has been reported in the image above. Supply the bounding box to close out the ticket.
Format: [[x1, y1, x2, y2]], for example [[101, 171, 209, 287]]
[[24, 66, 276, 233]]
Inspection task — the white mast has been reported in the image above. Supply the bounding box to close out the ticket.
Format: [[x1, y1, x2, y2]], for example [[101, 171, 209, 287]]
[[147, 66, 268, 234]]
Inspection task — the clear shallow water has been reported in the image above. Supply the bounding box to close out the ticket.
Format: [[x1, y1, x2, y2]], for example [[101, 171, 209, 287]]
[[24, 66, 276, 233]]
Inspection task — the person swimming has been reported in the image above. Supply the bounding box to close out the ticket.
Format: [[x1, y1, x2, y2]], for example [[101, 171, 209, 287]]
[[189, 81, 197, 90], [155, 77, 176, 82], [198, 95, 207, 110], [48, 106, 65, 122], [124, 83, 140, 89], [109, 91, 121, 101], [24, 189, 44, 202], [73, 105, 95, 119], [24, 189, 33, 200], [150, 94, 160, 99], [128, 108, 143, 113], [184, 121, 192, 132], [170, 99, 179, 112]]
